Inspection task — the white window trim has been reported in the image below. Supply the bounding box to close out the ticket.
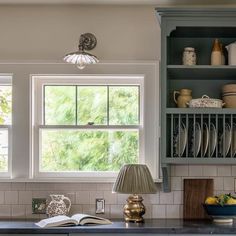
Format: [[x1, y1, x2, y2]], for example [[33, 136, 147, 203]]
[[32, 75, 144, 179], [0, 61, 159, 182], [0, 75, 12, 178]]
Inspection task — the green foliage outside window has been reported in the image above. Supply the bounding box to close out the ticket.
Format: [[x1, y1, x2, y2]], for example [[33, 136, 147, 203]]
[[41, 85, 139, 172]]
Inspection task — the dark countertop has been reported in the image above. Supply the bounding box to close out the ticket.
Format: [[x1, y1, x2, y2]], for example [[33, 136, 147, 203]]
[[1, 219, 236, 234]]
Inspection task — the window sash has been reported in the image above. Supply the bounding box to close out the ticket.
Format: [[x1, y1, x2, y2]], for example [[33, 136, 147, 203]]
[[33, 75, 145, 178], [43, 85, 140, 126]]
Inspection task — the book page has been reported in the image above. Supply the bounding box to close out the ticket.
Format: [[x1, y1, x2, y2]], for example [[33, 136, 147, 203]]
[[36, 215, 77, 228], [71, 214, 112, 225]]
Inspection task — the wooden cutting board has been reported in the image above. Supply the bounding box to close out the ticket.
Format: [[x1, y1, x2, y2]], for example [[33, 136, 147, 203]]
[[183, 179, 214, 219]]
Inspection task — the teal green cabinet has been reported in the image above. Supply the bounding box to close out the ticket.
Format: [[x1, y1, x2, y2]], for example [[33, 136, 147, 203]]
[[156, 8, 236, 191]]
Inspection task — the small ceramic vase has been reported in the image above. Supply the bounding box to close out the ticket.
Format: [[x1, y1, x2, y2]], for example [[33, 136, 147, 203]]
[[211, 39, 221, 65], [46, 194, 71, 217], [173, 89, 192, 108], [182, 47, 196, 65]]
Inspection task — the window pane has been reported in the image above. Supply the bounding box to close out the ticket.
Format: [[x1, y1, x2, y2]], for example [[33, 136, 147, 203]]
[[0, 86, 11, 125], [77, 86, 107, 125], [40, 129, 138, 172], [44, 86, 76, 125], [109, 86, 139, 125], [0, 129, 8, 172]]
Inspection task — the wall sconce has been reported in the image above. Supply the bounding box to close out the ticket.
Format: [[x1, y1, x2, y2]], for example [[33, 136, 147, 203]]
[[63, 33, 99, 69]]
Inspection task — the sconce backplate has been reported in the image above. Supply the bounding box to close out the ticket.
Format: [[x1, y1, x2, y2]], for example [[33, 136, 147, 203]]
[[80, 33, 97, 51]]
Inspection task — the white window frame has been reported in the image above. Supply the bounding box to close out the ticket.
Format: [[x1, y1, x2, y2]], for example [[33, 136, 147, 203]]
[[0, 75, 12, 178], [32, 75, 144, 179], [0, 61, 158, 182]]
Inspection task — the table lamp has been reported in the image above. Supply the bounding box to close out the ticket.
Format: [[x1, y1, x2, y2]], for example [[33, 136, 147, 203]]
[[112, 164, 157, 222]]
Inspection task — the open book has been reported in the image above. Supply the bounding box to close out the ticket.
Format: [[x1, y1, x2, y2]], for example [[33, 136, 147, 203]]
[[36, 214, 112, 228]]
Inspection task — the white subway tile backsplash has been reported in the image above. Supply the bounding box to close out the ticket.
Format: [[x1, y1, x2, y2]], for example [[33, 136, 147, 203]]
[[223, 177, 234, 191], [25, 205, 40, 219], [0, 191, 4, 204], [0, 164, 234, 220], [166, 205, 180, 218], [144, 205, 152, 219], [214, 177, 224, 191], [117, 193, 129, 204], [0, 183, 11, 191], [203, 165, 217, 176], [232, 165, 236, 176], [5, 191, 18, 204], [103, 191, 117, 205], [11, 183, 26, 191], [110, 204, 123, 218], [171, 177, 182, 190], [160, 191, 174, 204], [0, 205, 11, 218], [82, 204, 96, 215], [175, 165, 189, 176], [11, 205, 25, 218], [152, 205, 166, 218], [19, 191, 32, 204], [143, 193, 159, 205], [218, 166, 231, 176], [173, 191, 183, 204], [69, 204, 83, 215], [76, 191, 90, 204], [32, 191, 48, 198], [89, 191, 103, 204], [96, 183, 113, 191], [189, 165, 203, 176]]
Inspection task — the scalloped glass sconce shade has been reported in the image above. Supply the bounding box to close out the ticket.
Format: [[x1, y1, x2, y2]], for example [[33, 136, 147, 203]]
[[64, 51, 99, 70], [63, 33, 99, 70]]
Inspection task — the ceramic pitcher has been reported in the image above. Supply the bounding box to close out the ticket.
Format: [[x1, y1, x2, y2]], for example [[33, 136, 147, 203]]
[[226, 41, 236, 65], [46, 194, 71, 217], [173, 89, 192, 108]]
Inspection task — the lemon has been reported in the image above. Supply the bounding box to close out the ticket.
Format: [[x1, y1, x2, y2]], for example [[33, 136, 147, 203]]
[[205, 197, 217, 205], [227, 198, 236, 205]]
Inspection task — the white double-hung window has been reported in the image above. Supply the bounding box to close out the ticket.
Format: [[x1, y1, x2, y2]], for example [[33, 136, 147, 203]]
[[32, 75, 144, 179]]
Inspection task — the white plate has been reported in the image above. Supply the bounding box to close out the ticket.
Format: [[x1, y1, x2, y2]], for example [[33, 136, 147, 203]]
[[209, 123, 217, 157], [203, 123, 209, 157], [190, 122, 202, 157], [219, 123, 232, 157], [173, 122, 187, 157]]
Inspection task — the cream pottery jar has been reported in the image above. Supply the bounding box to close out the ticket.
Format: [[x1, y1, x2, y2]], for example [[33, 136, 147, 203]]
[[226, 42, 236, 65], [46, 194, 71, 217], [182, 47, 196, 65], [173, 89, 192, 108]]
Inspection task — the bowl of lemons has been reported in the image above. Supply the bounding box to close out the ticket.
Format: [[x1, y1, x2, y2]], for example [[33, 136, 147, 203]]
[[203, 193, 236, 223]]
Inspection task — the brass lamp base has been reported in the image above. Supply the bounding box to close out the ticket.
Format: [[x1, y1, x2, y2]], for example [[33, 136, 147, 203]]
[[123, 194, 145, 222]]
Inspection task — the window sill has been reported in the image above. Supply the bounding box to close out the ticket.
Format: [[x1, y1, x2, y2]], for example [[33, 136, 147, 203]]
[[0, 177, 162, 183]]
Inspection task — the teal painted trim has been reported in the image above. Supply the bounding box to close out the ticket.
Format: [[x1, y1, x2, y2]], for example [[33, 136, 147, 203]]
[[163, 158, 236, 164], [165, 108, 236, 114], [167, 65, 236, 69], [161, 164, 171, 193], [156, 8, 236, 18]]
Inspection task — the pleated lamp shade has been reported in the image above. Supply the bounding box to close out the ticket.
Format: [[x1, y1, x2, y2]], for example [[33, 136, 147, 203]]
[[113, 164, 157, 194]]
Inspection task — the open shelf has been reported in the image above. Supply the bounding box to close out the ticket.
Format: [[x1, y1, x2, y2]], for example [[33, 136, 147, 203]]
[[167, 65, 236, 80], [166, 108, 236, 114]]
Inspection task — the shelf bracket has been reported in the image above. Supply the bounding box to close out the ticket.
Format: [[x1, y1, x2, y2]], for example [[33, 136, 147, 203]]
[[162, 164, 171, 192]]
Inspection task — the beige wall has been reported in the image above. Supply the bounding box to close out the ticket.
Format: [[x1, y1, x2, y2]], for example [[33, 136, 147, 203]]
[[0, 5, 160, 60]]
